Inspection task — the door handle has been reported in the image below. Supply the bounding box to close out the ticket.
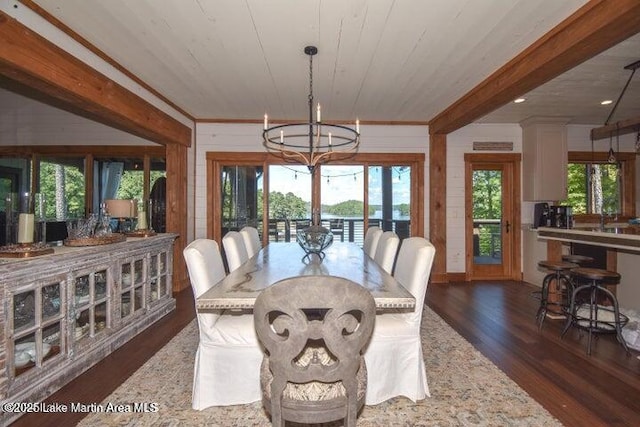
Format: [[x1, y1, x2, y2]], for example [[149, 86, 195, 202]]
[[505, 220, 510, 233]]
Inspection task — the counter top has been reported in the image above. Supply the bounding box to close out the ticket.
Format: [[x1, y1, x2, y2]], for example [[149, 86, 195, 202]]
[[537, 226, 640, 251]]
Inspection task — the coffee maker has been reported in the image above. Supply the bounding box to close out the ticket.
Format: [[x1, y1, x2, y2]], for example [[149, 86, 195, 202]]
[[533, 203, 550, 228], [549, 205, 573, 228]]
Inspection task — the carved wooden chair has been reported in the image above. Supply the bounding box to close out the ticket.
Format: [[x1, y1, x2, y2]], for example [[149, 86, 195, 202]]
[[253, 276, 376, 427]]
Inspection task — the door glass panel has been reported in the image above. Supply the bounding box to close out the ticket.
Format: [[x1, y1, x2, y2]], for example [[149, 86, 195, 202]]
[[472, 169, 503, 265], [221, 165, 263, 237], [368, 165, 411, 242], [392, 166, 411, 239], [320, 165, 364, 243], [267, 165, 310, 242]]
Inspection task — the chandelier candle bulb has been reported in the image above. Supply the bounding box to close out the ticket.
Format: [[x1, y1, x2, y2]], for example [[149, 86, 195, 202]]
[[17, 213, 35, 244], [264, 113, 268, 130], [261, 46, 359, 171], [356, 119, 360, 133]]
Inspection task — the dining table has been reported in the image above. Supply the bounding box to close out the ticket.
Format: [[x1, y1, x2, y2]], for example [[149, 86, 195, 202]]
[[196, 241, 415, 311]]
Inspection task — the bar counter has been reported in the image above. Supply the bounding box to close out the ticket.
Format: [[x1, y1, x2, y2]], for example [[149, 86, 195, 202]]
[[537, 225, 640, 252], [536, 225, 640, 312]]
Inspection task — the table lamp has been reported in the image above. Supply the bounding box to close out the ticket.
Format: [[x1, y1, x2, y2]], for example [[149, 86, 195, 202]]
[[105, 199, 137, 233]]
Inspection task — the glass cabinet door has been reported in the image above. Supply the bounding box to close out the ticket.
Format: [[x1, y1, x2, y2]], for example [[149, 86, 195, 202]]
[[72, 268, 110, 343], [120, 257, 146, 318], [149, 250, 170, 303], [11, 277, 64, 378]]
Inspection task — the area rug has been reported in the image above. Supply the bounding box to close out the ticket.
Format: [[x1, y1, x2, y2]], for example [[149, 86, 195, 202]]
[[79, 307, 561, 426]]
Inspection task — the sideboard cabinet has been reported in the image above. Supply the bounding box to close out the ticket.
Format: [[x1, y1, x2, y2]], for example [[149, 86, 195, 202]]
[[0, 234, 177, 424]]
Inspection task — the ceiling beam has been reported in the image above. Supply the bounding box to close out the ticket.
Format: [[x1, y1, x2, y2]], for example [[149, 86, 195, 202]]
[[0, 10, 191, 147], [591, 115, 640, 140], [428, 0, 640, 135]]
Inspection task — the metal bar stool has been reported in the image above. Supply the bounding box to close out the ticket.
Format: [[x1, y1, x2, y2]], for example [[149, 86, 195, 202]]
[[562, 254, 593, 266], [535, 260, 578, 330], [562, 267, 630, 355]]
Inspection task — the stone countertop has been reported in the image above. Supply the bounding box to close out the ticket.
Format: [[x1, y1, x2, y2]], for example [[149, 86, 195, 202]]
[[537, 226, 640, 251]]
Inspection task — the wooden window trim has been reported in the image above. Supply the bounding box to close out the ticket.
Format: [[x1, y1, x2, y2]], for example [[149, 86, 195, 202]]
[[568, 151, 636, 220], [0, 145, 165, 215], [206, 152, 424, 244]]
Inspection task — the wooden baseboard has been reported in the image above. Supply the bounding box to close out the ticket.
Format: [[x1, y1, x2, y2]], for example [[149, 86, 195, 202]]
[[447, 272, 467, 282]]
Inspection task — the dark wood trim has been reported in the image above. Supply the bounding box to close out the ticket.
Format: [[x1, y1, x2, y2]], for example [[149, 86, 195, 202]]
[[428, 0, 640, 135], [206, 152, 425, 244], [568, 151, 636, 217], [0, 10, 191, 147], [591, 115, 640, 141], [196, 118, 429, 126], [429, 133, 447, 283], [463, 153, 522, 281], [84, 154, 93, 217], [446, 272, 466, 282], [166, 144, 189, 292]]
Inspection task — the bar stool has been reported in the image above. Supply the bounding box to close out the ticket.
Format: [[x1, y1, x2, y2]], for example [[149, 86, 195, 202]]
[[535, 260, 578, 330], [562, 267, 630, 355], [562, 254, 593, 266]]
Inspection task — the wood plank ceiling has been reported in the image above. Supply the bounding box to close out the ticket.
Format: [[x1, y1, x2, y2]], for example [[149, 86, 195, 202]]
[[23, 0, 606, 125]]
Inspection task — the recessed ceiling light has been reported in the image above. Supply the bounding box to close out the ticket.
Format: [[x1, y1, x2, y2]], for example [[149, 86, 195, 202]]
[[601, 100, 613, 105], [514, 98, 526, 104]]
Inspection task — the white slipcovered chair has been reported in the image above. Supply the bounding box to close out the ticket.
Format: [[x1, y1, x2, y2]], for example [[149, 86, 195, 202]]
[[373, 231, 400, 274], [363, 226, 383, 258], [222, 230, 249, 272], [183, 238, 263, 409], [240, 226, 262, 258], [364, 237, 436, 405]]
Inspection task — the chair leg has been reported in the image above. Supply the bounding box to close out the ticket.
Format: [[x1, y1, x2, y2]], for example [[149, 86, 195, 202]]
[[561, 285, 581, 338], [537, 274, 553, 329]]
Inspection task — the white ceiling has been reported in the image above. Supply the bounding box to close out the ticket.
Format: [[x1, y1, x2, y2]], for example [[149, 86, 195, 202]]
[[9, 0, 640, 126]]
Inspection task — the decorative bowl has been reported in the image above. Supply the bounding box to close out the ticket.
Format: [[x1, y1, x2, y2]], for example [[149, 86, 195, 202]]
[[15, 342, 52, 362], [296, 225, 333, 259], [14, 351, 31, 368]]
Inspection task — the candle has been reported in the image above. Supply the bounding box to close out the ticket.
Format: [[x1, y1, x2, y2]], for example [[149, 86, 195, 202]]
[[137, 209, 148, 230], [356, 118, 360, 133], [328, 132, 332, 148], [317, 103, 321, 122], [18, 213, 35, 244], [264, 113, 268, 130], [280, 130, 284, 144]]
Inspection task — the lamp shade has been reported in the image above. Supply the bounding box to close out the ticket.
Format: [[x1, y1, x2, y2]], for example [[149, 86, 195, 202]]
[[105, 199, 137, 218]]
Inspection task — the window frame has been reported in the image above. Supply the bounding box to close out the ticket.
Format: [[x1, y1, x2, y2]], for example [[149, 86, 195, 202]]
[[206, 152, 425, 244], [567, 151, 636, 221], [0, 145, 165, 217]]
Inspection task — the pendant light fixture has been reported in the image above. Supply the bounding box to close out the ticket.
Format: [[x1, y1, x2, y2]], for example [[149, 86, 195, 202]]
[[262, 46, 360, 173]]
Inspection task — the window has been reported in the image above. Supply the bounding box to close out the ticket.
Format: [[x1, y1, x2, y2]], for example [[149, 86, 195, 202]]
[[39, 157, 86, 219], [562, 152, 635, 217], [565, 163, 620, 214], [207, 152, 424, 245], [0, 146, 167, 228]]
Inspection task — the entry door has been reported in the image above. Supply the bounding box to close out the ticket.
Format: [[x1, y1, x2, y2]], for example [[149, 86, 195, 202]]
[[464, 154, 521, 280]]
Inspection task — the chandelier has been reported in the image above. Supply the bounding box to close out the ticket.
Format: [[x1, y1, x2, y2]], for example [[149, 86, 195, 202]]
[[262, 46, 360, 172]]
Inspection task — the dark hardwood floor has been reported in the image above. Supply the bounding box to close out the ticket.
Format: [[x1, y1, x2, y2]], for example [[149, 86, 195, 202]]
[[427, 281, 640, 427], [9, 280, 640, 426]]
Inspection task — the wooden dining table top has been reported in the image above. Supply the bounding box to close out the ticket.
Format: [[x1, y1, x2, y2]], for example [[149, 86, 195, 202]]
[[196, 242, 415, 311]]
